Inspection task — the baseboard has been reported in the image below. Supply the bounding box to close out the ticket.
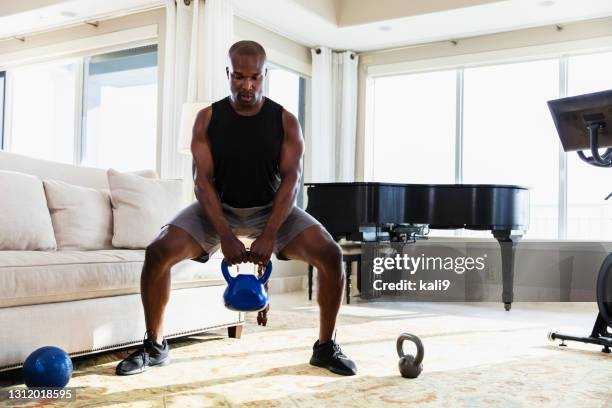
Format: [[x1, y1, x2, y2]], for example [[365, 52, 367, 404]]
[[268, 275, 308, 294]]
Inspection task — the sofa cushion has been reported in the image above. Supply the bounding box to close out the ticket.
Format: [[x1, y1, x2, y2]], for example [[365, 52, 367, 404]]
[[0, 250, 225, 307], [43, 180, 114, 250], [108, 169, 184, 249], [0, 170, 56, 251]]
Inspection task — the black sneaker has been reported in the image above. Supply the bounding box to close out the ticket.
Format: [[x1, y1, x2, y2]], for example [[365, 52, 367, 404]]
[[309, 338, 357, 376], [115, 338, 170, 376]]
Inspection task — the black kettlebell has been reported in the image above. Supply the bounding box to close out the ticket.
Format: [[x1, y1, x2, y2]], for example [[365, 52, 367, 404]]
[[397, 333, 424, 379]]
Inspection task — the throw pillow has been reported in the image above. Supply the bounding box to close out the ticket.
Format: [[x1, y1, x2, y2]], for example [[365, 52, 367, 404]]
[[107, 169, 184, 249], [43, 179, 113, 250], [0, 170, 57, 250]]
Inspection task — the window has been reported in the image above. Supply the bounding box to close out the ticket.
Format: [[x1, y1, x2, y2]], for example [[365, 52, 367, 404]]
[[566, 51, 612, 240], [4, 45, 158, 170], [267, 67, 303, 119], [9, 60, 78, 163], [372, 70, 456, 184], [368, 51, 612, 240], [463, 59, 560, 239], [0, 71, 5, 149], [266, 65, 307, 207], [81, 46, 158, 171]]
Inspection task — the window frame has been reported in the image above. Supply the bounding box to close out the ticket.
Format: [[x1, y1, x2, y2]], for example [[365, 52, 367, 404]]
[[79, 44, 158, 170], [265, 63, 308, 207], [0, 71, 5, 150]]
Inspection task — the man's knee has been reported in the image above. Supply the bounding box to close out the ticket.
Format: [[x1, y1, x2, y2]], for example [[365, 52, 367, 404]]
[[313, 240, 343, 275], [144, 226, 203, 272], [144, 238, 182, 272]]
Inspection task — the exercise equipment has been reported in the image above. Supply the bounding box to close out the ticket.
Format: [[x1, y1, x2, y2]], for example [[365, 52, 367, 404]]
[[547, 90, 612, 352], [23, 346, 73, 388], [396, 333, 424, 378], [222, 256, 272, 312], [548, 253, 612, 352]]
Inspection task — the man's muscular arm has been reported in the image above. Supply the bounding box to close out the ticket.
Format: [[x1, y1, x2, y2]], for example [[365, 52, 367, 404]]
[[249, 110, 304, 265], [192, 107, 247, 265]]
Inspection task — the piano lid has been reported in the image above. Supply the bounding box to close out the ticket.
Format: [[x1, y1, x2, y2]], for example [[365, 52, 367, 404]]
[[306, 182, 529, 190]]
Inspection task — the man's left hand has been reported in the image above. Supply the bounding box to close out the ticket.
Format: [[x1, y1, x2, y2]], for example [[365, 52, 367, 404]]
[[250, 232, 275, 266]]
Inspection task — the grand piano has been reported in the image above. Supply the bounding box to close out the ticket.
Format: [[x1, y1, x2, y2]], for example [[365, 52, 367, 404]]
[[305, 183, 530, 310]]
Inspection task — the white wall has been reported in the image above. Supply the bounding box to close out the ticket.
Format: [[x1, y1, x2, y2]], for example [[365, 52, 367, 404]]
[[234, 16, 311, 76], [0, 10, 163, 65], [0, 0, 67, 17]]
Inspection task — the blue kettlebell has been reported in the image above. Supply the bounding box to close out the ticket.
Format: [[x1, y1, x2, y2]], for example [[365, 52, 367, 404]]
[[222, 258, 272, 312]]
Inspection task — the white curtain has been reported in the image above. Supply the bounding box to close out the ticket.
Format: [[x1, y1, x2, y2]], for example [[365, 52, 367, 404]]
[[160, 0, 191, 180], [310, 47, 358, 182], [334, 51, 358, 182], [160, 0, 233, 181], [310, 47, 334, 183], [204, 0, 233, 101]]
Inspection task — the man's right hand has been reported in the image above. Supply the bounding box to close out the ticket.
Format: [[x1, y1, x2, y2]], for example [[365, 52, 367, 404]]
[[220, 234, 248, 265]]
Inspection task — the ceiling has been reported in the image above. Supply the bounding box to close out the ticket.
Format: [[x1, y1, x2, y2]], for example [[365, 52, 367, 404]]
[[1, 0, 612, 52], [0, 0, 164, 41]]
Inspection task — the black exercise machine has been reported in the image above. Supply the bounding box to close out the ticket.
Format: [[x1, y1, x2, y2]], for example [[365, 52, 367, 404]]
[[547, 89, 612, 353]]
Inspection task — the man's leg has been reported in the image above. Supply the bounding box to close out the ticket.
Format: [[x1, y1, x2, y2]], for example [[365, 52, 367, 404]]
[[141, 225, 206, 344], [279, 225, 344, 343], [279, 225, 356, 376], [116, 225, 205, 376]]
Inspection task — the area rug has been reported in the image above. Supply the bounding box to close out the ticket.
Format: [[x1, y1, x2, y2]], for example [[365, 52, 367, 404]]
[[1, 301, 611, 407]]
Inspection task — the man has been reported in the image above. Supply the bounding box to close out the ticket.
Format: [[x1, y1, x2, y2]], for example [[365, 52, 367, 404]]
[[116, 40, 357, 376]]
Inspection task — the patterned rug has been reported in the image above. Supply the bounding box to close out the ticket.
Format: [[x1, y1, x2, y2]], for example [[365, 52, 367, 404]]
[[1, 300, 611, 407]]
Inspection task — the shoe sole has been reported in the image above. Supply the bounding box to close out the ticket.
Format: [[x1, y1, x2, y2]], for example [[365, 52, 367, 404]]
[[116, 357, 171, 376], [309, 359, 357, 376]]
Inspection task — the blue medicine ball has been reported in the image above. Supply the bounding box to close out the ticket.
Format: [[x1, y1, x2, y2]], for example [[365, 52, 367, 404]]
[[23, 346, 73, 388]]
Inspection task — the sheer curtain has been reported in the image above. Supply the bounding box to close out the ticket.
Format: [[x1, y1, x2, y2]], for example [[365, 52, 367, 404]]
[[310, 47, 334, 183], [310, 47, 358, 182], [334, 51, 358, 182], [161, 0, 233, 183]]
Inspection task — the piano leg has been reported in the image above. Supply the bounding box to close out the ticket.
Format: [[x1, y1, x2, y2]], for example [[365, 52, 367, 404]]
[[493, 230, 521, 311], [308, 264, 313, 301], [357, 259, 361, 292], [345, 260, 352, 304]]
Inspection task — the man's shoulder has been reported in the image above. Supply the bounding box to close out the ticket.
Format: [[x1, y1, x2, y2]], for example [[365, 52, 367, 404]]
[[265, 96, 284, 111], [265, 97, 296, 123], [194, 105, 213, 135], [213, 96, 230, 105], [196, 105, 213, 121]]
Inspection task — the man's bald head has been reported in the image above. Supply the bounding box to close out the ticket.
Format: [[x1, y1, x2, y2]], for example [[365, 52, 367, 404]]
[[228, 40, 267, 64]]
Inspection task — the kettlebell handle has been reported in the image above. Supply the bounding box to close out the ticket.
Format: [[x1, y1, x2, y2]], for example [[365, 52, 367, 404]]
[[220, 259, 233, 284], [397, 333, 424, 366], [220, 252, 273, 285], [258, 261, 273, 285]]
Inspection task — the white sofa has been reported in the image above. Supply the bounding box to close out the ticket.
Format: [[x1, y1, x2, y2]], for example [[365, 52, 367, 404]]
[[0, 151, 243, 371]]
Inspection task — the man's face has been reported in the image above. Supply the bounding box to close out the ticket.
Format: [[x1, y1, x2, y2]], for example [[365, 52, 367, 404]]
[[227, 53, 266, 108]]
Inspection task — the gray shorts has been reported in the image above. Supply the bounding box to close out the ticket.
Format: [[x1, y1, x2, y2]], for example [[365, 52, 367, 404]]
[[167, 201, 321, 261]]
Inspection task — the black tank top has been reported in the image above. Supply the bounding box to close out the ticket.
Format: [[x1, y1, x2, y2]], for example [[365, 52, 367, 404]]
[[208, 96, 283, 208]]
